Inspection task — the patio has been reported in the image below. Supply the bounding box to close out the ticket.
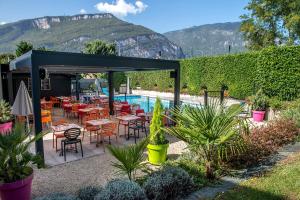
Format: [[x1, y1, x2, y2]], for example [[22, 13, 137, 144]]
[[9, 50, 181, 165]]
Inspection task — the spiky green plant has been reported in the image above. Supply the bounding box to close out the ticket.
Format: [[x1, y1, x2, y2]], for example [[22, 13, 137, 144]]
[[149, 97, 168, 145], [0, 123, 45, 183], [0, 100, 12, 123], [164, 100, 245, 179], [107, 138, 148, 181]]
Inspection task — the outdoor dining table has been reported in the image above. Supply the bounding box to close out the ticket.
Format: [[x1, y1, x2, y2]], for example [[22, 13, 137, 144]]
[[86, 118, 114, 146], [51, 123, 83, 153], [116, 114, 141, 139]]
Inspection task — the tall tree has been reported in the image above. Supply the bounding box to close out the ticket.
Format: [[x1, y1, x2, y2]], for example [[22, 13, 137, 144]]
[[0, 53, 15, 64], [83, 40, 126, 90], [83, 40, 117, 56], [15, 41, 33, 57], [240, 0, 300, 50]]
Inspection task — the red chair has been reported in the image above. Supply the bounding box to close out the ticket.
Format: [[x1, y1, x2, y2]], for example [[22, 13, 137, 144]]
[[136, 109, 145, 115], [120, 105, 131, 114], [120, 101, 128, 104]]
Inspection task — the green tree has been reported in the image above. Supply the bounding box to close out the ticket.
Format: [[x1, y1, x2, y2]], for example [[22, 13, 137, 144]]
[[165, 101, 245, 179], [83, 40, 126, 90], [149, 97, 168, 145], [15, 41, 33, 57], [241, 0, 300, 50], [83, 40, 117, 56], [0, 53, 15, 64]]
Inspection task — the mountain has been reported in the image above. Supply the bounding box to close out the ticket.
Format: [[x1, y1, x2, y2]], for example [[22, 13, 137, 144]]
[[164, 22, 246, 57], [0, 13, 184, 59]]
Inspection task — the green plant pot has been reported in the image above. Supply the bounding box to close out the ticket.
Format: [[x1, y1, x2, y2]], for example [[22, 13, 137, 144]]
[[147, 143, 169, 165]]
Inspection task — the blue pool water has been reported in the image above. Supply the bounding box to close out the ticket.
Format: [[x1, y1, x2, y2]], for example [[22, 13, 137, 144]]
[[114, 95, 171, 112]]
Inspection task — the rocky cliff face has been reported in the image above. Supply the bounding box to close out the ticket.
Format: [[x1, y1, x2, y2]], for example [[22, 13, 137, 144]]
[[0, 14, 184, 59]]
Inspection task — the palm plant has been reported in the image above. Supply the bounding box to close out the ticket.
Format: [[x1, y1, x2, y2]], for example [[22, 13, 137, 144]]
[[107, 138, 148, 181], [164, 100, 245, 179], [0, 123, 45, 183], [0, 100, 12, 123]]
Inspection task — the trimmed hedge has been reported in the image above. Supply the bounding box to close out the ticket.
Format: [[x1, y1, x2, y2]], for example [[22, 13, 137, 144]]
[[257, 46, 300, 100], [129, 46, 300, 100]]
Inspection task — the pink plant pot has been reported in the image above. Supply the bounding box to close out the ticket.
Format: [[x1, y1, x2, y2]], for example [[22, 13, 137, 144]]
[[252, 110, 265, 122], [0, 173, 33, 200], [0, 121, 12, 135]]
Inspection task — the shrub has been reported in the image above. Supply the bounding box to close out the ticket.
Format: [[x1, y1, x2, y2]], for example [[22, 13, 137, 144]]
[[281, 107, 300, 128], [164, 154, 208, 188], [95, 179, 147, 200], [34, 193, 78, 200], [257, 46, 300, 101], [143, 166, 196, 200], [228, 119, 299, 167], [149, 98, 168, 145], [165, 101, 244, 179], [77, 186, 102, 200], [249, 89, 269, 111]]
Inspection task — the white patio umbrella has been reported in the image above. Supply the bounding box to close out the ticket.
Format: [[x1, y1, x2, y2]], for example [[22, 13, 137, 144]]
[[11, 81, 33, 131]]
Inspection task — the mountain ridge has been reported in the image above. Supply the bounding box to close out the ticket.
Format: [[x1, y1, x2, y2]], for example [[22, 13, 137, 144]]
[[0, 13, 184, 59], [164, 21, 246, 57]]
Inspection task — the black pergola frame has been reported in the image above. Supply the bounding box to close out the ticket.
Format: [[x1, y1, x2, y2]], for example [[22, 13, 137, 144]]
[[9, 50, 180, 161]]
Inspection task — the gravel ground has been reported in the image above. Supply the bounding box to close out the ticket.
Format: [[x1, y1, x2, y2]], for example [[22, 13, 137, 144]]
[[32, 138, 187, 198]]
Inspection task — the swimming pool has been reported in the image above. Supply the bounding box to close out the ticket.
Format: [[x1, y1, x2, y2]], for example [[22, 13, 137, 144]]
[[114, 95, 171, 112]]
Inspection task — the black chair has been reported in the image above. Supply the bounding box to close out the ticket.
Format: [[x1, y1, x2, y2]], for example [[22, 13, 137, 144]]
[[61, 128, 83, 161], [128, 120, 147, 144]]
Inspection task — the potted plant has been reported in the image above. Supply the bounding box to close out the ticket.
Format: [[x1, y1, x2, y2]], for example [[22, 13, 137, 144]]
[[0, 123, 45, 200], [0, 100, 12, 134], [251, 89, 269, 122], [147, 97, 169, 165]]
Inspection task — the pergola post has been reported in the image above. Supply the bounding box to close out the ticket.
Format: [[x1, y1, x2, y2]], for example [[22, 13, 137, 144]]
[[174, 67, 180, 108], [75, 74, 80, 101], [108, 71, 114, 115], [31, 57, 44, 162], [7, 71, 14, 105]]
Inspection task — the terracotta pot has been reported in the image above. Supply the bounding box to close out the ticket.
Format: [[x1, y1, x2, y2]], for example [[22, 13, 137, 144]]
[[0, 173, 33, 200], [0, 121, 12, 135]]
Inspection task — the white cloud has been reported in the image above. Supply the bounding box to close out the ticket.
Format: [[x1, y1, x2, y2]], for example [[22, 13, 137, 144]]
[[95, 0, 148, 17], [79, 9, 87, 14], [0, 22, 6, 25]]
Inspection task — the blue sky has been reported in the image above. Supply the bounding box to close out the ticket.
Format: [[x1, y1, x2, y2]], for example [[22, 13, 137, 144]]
[[0, 0, 249, 33]]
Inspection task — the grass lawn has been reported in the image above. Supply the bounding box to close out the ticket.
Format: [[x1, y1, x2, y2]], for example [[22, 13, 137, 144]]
[[215, 153, 300, 200]]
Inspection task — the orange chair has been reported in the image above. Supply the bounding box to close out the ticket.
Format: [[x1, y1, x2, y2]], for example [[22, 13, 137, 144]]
[[71, 104, 79, 118], [99, 108, 110, 119], [42, 112, 52, 128], [83, 115, 100, 143], [52, 118, 67, 151], [88, 109, 100, 119], [99, 122, 117, 151]]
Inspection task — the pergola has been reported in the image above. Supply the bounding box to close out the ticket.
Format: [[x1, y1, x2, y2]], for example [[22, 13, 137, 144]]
[[9, 50, 180, 161]]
